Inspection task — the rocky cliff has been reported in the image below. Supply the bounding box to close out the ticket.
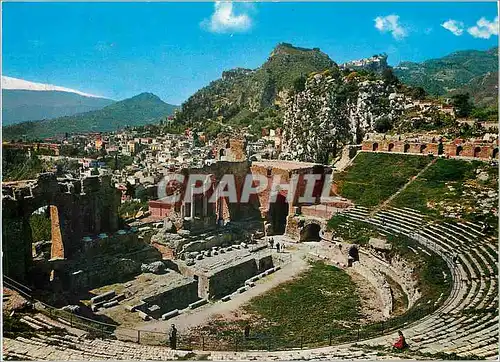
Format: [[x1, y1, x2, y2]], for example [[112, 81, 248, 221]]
[[174, 43, 335, 131], [281, 70, 411, 163]]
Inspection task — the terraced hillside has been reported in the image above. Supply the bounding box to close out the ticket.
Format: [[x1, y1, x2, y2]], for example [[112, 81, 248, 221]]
[[391, 158, 498, 229], [333, 152, 431, 207]]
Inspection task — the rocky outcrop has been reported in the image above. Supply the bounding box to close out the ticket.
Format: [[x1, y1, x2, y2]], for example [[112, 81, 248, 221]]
[[281, 72, 410, 163], [175, 43, 335, 126]]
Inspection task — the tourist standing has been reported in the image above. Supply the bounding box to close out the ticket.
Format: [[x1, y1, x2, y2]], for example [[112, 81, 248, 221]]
[[276, 242, 280, 253], [169, 324, 177, 350]]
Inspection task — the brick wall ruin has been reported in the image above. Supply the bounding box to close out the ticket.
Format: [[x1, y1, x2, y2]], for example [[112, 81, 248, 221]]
[[362, 139, 499, 159], [2, 173, 121, 281]]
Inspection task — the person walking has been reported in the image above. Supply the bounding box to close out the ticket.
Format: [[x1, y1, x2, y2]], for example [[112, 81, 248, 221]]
[[169, 324, 177, 350]]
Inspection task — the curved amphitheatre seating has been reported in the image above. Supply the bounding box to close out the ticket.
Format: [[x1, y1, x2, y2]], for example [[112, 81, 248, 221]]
[[341, 206, 498, 359], [3, 206, 498, 360]]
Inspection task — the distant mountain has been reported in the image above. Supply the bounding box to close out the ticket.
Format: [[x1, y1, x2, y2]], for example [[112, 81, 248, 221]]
[[3, 89, 115, 125], [175, 43, 335, 129], [394, 47, 498, 101], [448, 71, 498, 108], [3, 93, 179, 140]]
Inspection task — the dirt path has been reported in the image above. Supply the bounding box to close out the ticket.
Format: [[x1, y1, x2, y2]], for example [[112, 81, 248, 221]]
[[124, 236, 310, 335], [371, 157, 437, 216]]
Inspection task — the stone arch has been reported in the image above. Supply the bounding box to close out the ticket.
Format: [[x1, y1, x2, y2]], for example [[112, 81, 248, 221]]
[[419, 144, 427, 154], [403, 144, 410, 153], [388, 143, 395, 152], [2, 173, 120, 281], [219, 148, 226, 159], [493, 148, 499, 159], [299, 223, 321, 242], [372, 143, 379, 152], [473, 147, 481, 158], [456, 145, 463, 156]]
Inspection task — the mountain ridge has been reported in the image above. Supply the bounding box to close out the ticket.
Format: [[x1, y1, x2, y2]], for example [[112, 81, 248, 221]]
[[3, 92, 178, 140], [2, 89, 116, 126], [394, 47, 498, 102]]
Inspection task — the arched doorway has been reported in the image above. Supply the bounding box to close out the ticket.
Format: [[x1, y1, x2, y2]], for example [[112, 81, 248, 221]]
[[219, 148, 226, 160], [372, 143, 379, 151], [403, 144, 410, 153], [493, 148, 499, 159], [299, 223, 321, 242], [419, 144, 427, 154], [388, 143, 395, 152], [348, 245, 359, 262], [269, 193, 289, 235], [438, 142, 444, 155], [456, 146, 463, 156], [473, 147, 481, 158]]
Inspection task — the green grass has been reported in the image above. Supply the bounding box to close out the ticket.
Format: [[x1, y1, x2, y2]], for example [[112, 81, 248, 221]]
[[327, 215, 379, 245], [327, 215, 451, 303], [193, 261, 361, 349], [334, 153, 431, 207], [244, 262, 360, 338], [391, 158, 498, 229]]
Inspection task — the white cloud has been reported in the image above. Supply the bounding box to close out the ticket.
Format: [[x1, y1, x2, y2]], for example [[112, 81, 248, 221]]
[[2, 76, 103, 98], [201, 2, 252, 34], [374, 15, 408, 40], [467, 16, 499, 39], [441, 20, 464, 36]]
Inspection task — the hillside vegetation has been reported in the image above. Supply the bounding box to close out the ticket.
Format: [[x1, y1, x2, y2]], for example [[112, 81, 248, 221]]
[[394, 47, 498, 105], [4, 93, 178, 140], [334, 152, 431, 207], [175, 43, 335, 134], [391, 158, 498, 228]]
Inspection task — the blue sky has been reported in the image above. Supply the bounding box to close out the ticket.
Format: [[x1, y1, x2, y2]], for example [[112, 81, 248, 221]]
[[3, 2, 498, 104]]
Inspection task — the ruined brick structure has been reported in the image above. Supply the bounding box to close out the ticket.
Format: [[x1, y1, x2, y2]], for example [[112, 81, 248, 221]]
[[362, 137, 499, 159], [150, 159, 333, 239], [3, 142, 61, 156], [2, 173, 121, 281], [212, 134, 247, 162]]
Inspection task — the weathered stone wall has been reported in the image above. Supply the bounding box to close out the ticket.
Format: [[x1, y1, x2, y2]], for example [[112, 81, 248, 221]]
[[212, 135, 248, 162], [67, 232, 162, 290], [207, 257, 259, 299], [362, 139, 498, 159], [2, 173, 121, 281], [139, 279, 199, 319]]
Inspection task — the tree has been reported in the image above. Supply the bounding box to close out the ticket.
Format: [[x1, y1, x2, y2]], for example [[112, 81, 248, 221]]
[[438, 142, 444, 155], [382, 68, 399, 85], [374, 117, 393, 133], [30, 213, 52, 242], [451, 93, 473, 118], [410, 87, 426, 100], [293, 75, 307, 93]]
